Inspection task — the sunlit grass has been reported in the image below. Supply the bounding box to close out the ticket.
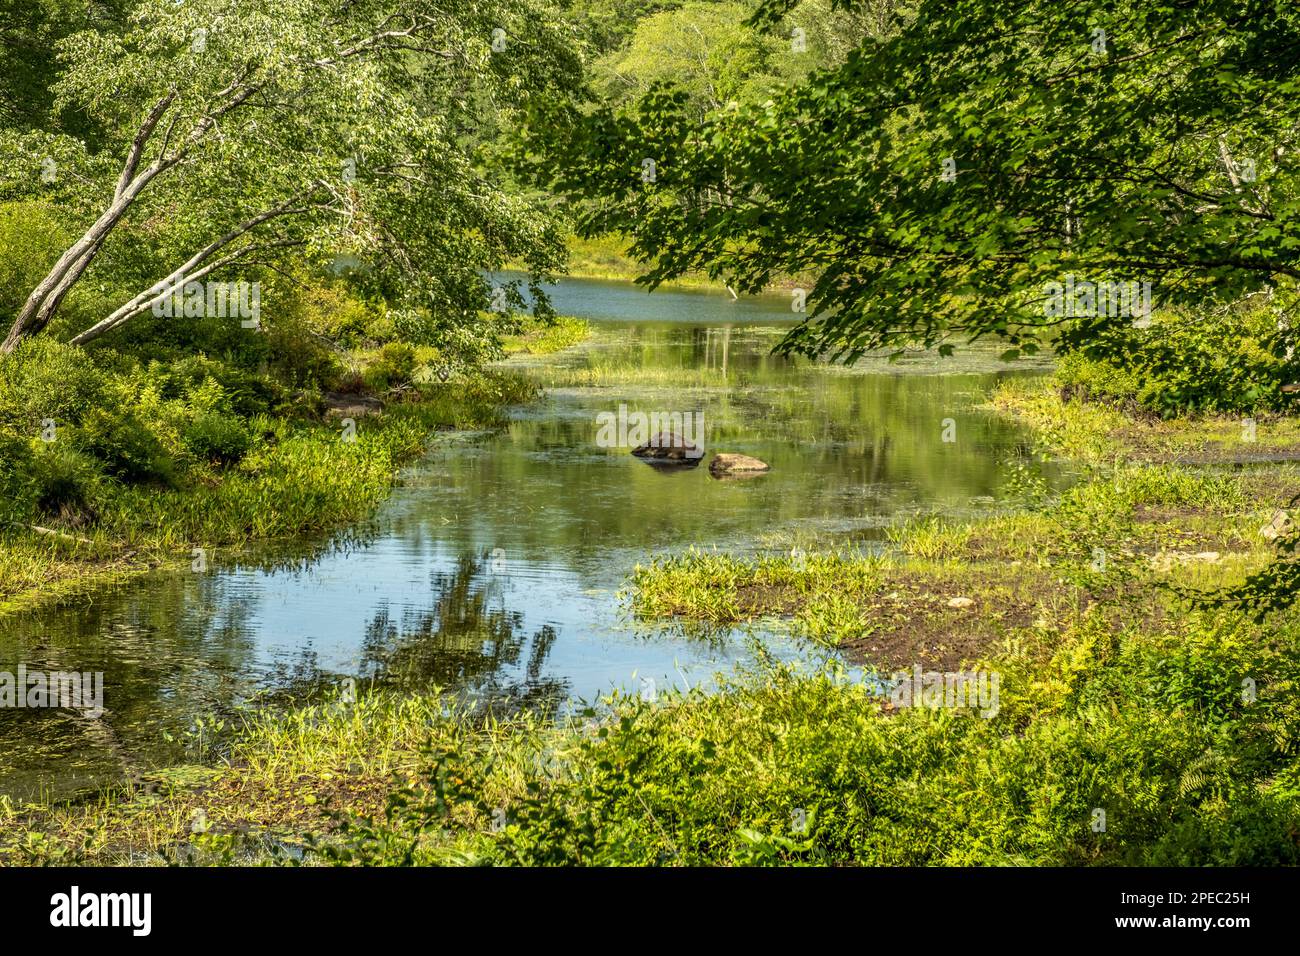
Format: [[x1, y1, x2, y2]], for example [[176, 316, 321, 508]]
[[499, 315, 591, 356]]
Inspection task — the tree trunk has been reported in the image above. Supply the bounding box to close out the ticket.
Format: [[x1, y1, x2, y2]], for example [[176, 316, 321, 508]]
[[1, 93, 176, 354], [1, 179, 150, 353]]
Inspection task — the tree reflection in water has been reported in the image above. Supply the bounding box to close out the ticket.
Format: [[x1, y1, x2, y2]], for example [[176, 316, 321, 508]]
[[354, 552, 567, 714]]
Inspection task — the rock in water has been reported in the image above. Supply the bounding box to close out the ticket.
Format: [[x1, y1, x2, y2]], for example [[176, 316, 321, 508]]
[[708, 453, 771, 479], [631, 431, 703, 466]]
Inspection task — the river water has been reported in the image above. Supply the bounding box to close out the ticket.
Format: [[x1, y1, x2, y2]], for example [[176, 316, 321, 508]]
[[0, 276, 1056, 802]]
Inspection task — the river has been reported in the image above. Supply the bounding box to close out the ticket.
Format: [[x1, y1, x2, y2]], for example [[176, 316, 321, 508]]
[[0, 276, 1057, 802]]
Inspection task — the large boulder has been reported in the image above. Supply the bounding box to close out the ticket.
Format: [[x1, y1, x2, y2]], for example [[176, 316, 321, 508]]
[[708, 453, 771, 479], [631, 431, 703, 466]]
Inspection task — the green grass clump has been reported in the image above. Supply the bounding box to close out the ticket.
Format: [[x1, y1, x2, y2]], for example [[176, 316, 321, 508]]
[[500, 315, 591, 356], [629, 548, 883, 631]]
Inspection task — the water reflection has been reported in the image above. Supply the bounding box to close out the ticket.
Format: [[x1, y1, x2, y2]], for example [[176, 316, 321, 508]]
[[357, 553, 568, 713], [0, 282, 1061, 802]]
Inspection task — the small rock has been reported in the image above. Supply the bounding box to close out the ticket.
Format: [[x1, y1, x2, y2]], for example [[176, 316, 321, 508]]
[[1193, 551, 1221, 563], [1260, 509, 1292, 540], [947, 596, 974, 609], [708, 453, 771, 479]]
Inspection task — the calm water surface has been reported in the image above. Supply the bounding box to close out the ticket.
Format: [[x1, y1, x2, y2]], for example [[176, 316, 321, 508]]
[[0, 278, 1057, 801]]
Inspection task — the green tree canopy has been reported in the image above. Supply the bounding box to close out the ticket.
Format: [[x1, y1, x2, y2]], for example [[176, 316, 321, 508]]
[[534, 0, 1300, 362], [1, 0, 583, 356]]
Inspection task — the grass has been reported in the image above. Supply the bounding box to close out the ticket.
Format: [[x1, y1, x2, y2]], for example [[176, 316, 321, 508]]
[[0, 371, 541, 618], [626, 456, 1280, 663], [499, 315, 591, 356], [508, 233, 809, 292], [993, 377, 1300, 465], [550, 234, 726, 290], [0, 692, 488, 864]]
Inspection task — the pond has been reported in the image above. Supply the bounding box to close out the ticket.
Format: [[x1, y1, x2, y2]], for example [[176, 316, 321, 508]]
[[0, 277, 1058, 802]]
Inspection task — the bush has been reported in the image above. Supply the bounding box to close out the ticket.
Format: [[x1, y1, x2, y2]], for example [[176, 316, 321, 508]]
[[184, 410, 253, 466], [0, 338, 109, 431], [75, 406, 175, 484], [23, 442, 103, 525], [1058, 303, 1297, 417], [0, 202, 69, 322], [0, 433, 34, 524], [139, 356, 280, 420], [363, 342, 418, 392]]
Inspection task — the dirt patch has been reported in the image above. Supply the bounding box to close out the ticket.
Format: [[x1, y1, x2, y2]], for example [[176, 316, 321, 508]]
[[322, 392, 385, 419], [726, 567, 1055, 671], [837, 571, 1045, 671]]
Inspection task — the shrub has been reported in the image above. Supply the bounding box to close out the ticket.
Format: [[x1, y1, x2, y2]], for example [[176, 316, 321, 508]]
[[0, 433, 34, 524], [23, 442, 103, 525], [74, 406, 176, 484], [363, 342, 418, 392], [0, 338, 109, 431], [1058, 303, 1297, 417], [0, 202, 69, 322], [140, 356, 279, 419], [183, 411, 253, 466]]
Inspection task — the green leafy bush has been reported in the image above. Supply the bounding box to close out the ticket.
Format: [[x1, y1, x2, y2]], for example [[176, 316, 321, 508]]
[[0, 202, 69, 322], [23, 442, 104, 525], [183, 410, 253, 466], [75, 406, 175, 484], [0, 338, 109, 431], [1059, 305, 1297, 417], [139, 356, 279, 419], [363, 342, 418, 392]]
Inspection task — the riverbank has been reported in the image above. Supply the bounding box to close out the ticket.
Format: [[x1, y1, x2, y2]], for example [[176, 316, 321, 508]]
[[7, 373, 1298, 865], [519, 234, 807, 293], [0, 316, 591, 621]]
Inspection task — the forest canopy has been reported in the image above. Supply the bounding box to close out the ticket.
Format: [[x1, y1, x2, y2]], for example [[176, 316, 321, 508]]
[[533, 0, 1300, 363]]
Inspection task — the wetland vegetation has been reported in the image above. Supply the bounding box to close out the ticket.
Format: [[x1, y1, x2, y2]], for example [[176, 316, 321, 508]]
[[2, 0, 1299, 869]]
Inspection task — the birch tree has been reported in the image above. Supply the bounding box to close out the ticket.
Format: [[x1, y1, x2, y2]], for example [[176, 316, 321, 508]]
[[1, 0, 582, 353]]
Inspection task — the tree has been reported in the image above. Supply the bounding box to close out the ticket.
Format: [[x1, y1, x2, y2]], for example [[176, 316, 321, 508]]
[[1, 0, 583, 355], [593, 2, 787, 122], [534, 0, 1300, 363], [0, 0, 132, 132]]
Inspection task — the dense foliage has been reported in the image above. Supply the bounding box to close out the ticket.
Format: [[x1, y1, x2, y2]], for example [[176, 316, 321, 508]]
[[1, 0, 583, 355], [533, 0, 1300, 364], [1057, 301, 1300, 417], [323, 597, 1300, 866]]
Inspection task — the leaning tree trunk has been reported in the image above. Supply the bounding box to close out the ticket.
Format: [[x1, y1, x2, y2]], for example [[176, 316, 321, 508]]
[[1, 93, 177, 355]]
